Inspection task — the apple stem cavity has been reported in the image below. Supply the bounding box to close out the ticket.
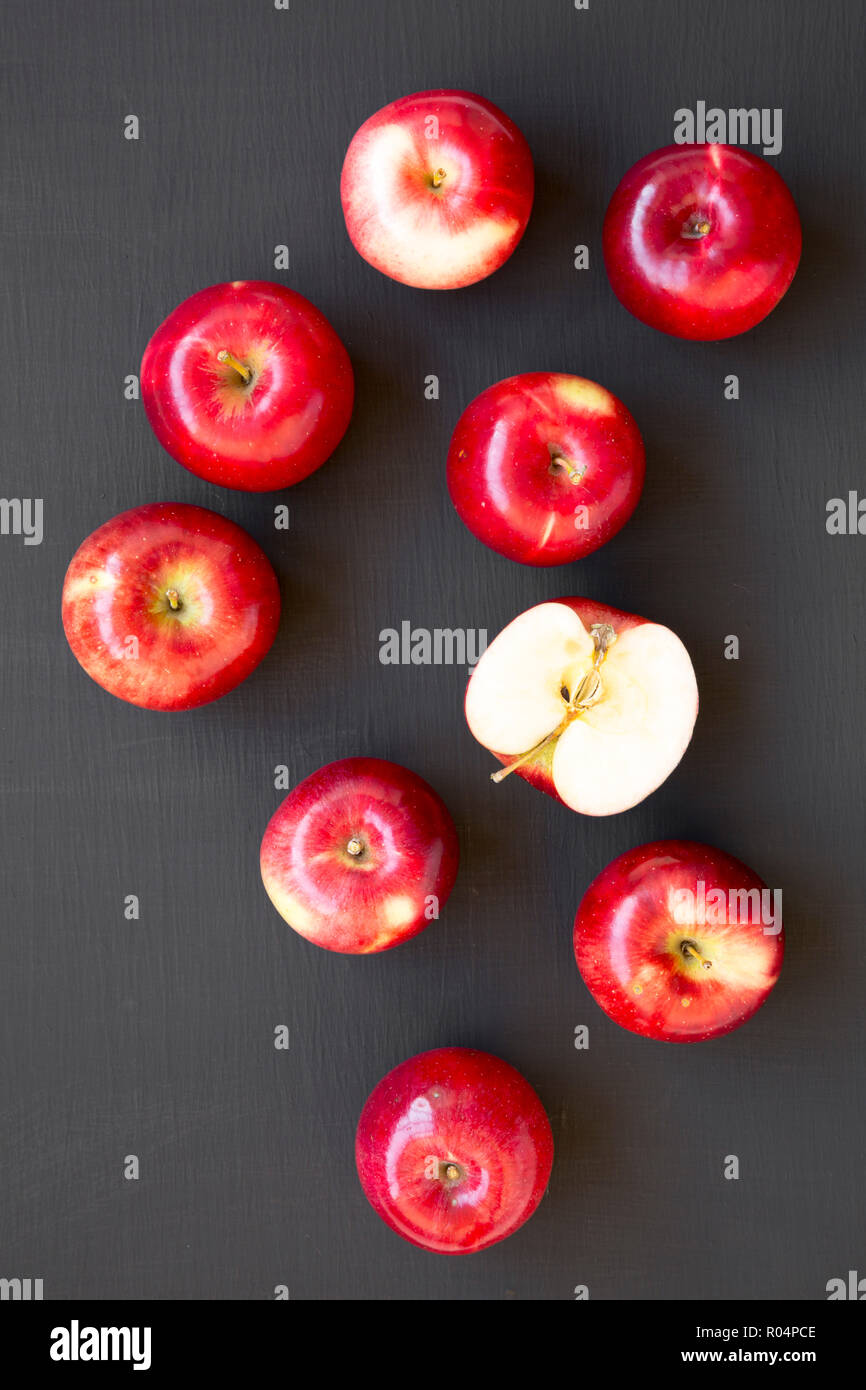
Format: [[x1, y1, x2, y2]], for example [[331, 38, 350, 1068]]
[[491, 622, 617, 785], [216, 349, 253, 384], [681, 211, 712, 240], [681, 939, 713, 970], [588, 622, 617, 660]]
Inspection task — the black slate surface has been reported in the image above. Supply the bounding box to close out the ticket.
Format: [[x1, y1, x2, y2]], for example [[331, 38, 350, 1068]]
[[1, 0, 863, 1300]]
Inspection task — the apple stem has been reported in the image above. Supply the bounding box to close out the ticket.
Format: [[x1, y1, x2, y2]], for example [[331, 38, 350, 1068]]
[[217, 349, 252, 384], [550, 454, 585, 484], [681, 212, 712, 240], [431, 168, 447, 188], [165, 588, 182, 612], [490, 623, 616, 785], [346, 837, 364, 857], [490, 717, 570, 784], [681, 940, 713, 970], [440, 1162, 461, 1181], [588, 622, 617, 661]]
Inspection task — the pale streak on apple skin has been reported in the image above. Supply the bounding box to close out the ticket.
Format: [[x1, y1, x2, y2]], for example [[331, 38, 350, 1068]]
[[538, 512, 557, 548], [344, 124, 520, 290]]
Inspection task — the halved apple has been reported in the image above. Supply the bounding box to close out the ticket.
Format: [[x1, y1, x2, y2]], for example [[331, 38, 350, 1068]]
[[464, 598, 698, 816]]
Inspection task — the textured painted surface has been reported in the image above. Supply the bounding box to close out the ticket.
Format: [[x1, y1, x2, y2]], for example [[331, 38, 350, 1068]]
[[0, 0, 863, 1299]]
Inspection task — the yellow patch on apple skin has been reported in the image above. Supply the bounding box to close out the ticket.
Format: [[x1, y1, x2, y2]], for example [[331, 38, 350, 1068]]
[[553, 376, 615, 417], [665, 928, 779, 994], [146, 566, 207, 627], [360, 927, 401, 954], [264, 882, 318, 937], [382, 894, 416, 929], [63, 570, 117, 603]]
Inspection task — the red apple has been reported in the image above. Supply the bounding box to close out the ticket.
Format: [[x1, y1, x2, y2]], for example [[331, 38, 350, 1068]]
[[340, 89, 534, 290], [260, 757, 459, 954], [603, 144, 801, 340], [574, 840, 784, 1042], [140, 280, 354, 490], [355, 1047, 553, 1254], [447, 373, 645, 565], [61, 502, 280, 710], [465, 598, 698, 815]]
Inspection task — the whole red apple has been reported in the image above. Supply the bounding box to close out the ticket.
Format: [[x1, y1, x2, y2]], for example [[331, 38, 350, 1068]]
[[61, 502, 280, 710], [260, 757, 459, 954], [355, 1047, 553, 1253], [603, 144, 801, 339], [141, 280, 354, 490], [465, 597, 698, 815], [574, 840, 784, 1042], [447, 373, 645, 565], [340, 89, 534, 290]]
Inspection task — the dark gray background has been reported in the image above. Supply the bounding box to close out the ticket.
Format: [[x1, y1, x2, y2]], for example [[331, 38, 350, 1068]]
[[1, 0, 863, 1301]]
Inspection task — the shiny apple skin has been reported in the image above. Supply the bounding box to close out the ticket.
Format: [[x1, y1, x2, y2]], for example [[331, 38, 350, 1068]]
[[574, 840, 784, 1042], [356, 1047, 553, 1254], [61, 502, 281, 711], [141, 281, 354, 491], [340, 89, 534, 290], [260, 757, 459, 954], [603, 144, 802, 340], [447, 373, 645, 565], [468, 596, 648, 802]]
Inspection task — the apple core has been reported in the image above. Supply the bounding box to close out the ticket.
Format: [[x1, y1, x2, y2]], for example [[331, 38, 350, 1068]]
[[465, 598, 699, 815]]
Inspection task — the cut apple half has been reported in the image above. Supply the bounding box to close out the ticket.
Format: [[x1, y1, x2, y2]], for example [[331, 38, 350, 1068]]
[[465, 599, 699, 816]]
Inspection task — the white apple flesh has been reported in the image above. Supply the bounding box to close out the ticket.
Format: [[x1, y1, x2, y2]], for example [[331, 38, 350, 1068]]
[[465, 599, 698, 816]]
